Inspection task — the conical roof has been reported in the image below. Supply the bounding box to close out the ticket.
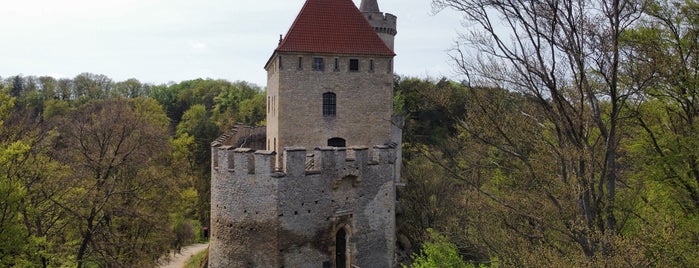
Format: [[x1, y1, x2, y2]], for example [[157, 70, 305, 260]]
[[275, 0, 394, 56]]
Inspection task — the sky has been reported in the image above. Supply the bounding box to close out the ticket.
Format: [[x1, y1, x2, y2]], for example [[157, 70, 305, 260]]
[[0, 0, 465, 87]]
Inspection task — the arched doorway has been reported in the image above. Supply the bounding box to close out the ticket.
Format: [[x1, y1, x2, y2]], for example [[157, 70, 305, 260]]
[[328, 137, 346, 147], [335, 228, 347, 268]]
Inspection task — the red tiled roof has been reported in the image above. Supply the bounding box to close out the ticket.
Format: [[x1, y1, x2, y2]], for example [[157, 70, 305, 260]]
[[275, 0, 395, 56]]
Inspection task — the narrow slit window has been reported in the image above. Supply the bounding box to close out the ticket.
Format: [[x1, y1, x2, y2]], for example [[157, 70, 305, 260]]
[[298, 57, 303, 70], [334, 58, 340, 72], [369, 59, 375, 72]]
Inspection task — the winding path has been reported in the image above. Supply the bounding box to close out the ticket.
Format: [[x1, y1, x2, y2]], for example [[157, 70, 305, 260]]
[[157, 243, 209, 268]]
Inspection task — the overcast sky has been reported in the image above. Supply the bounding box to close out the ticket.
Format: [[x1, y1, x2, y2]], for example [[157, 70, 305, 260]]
[[0, 0, 465, 87]]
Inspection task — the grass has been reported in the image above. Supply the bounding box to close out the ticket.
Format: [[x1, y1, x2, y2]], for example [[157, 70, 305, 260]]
[[184, 248, 208, 268]]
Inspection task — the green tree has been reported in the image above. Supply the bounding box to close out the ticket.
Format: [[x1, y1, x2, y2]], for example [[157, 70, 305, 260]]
[[176, 104, 219, 224], [54, 98, 175, 267], [406, 229, 475, 268], [0, 89, 31, 266]]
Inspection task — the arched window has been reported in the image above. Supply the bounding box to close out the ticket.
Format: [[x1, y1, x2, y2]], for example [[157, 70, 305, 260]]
[[323, 92, 336, 117], [335, 228, 347, 268], [328, 138, 346, 148]]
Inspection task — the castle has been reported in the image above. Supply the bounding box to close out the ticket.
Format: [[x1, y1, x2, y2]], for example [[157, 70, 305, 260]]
[[209, 0, 400, 267]]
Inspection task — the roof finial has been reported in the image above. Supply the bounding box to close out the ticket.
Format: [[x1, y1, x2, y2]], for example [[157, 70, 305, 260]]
[[359, 0, 380, 13]]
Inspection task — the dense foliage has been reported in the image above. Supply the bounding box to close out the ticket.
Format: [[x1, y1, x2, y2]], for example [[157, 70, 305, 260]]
[[0, 75, 264, 267]]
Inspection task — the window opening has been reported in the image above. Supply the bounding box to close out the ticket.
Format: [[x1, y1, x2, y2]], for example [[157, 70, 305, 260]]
[[349, 59, 359, 72], [328, 138, 346, 148], [334, 58, 340, 72], [313, 57, 325, 71], [298, 57, 303, 70], [369, 59, 375, 72], [323, 92, 336, 117]]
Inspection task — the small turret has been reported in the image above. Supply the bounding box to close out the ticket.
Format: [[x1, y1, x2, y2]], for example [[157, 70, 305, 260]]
[[360, 0, 380, 12], [360, 0, 397, 51]]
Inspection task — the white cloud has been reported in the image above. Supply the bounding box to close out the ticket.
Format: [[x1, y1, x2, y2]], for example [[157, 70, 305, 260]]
[[189, 41, 208, 50]]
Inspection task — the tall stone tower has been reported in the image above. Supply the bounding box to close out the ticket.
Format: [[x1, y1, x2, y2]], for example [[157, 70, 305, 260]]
[[209, 0, 400, 267]]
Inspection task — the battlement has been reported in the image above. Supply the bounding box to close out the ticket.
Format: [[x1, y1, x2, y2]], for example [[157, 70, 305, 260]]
[[364, 12, 397, 35], [212, 145, 395, 177]]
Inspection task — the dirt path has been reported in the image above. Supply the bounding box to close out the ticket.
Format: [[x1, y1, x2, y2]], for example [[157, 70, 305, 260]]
[[157, 243, 209, 268]]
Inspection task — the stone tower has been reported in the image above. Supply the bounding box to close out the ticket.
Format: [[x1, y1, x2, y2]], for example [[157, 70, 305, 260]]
[[209, 0, 400, 267], [360, 0, 398, 51]]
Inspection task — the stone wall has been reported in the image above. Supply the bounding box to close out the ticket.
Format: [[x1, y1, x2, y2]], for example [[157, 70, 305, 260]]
[[210, 146, 397, 268]]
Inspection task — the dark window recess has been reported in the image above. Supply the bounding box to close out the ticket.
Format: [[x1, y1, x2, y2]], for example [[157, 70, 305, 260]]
[[298, 57, 303, 70], [313, 57, 325, 71], [349, 59, 359, 72], [369, 59, 375, 72], [328, 138, 346, 148], [336, 228, 347, 268], [328, 138, 347, 147], [334, 58, 340, 71], [323, 92, 336, 117]]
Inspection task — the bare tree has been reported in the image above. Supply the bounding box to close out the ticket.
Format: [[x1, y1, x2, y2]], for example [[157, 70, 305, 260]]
[[433, 0, 643, 260]]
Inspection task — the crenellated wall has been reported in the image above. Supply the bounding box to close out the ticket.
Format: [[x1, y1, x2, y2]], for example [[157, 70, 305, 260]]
[[210, 145, 397, 268]]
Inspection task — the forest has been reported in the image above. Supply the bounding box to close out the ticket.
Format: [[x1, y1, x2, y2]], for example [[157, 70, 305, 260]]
[[1, 0, 697, 266], [0, 75, 264, 267]]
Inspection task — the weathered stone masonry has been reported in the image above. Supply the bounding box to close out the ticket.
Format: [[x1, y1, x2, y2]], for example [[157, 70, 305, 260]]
[[210, 146, 397, 267]]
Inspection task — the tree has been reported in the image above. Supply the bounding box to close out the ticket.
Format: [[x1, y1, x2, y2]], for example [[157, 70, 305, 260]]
[[0, 88, 30, 266], [73, 73, 113, 100], [54, 98, 175, 267], [176, 104, 219, 224], [406, 229, 475, 268], [10, 75, 23, 97], [619, 0, 699, 264], [113, 78, 147, 98], [625, 0, 699, 214], [431, 0, 645, 262]]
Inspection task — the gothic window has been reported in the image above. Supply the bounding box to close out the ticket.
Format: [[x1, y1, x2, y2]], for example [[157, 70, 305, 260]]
[[349, 59, 359, 72], [323, 92, 336, 117], [327, 138, 346, 148], [313, 57, 325, 71]]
